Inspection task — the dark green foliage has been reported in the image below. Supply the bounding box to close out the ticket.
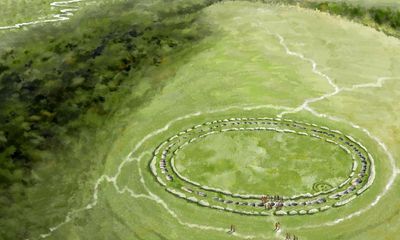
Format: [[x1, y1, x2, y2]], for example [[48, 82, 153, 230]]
[[251, 0, 400, 34], [316, 2, 367, 19], [369, 7, 400, 29], [305, 2, 361, 19], [303, 1, 400, 34]]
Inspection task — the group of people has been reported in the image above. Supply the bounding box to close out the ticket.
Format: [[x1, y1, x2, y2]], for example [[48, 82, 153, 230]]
[[261, 195, 284, 210], [261, 195, 283, 202]]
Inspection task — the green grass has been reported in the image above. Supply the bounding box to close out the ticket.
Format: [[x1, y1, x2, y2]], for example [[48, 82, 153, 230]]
[[175, 130, 350, 196], [1, 0, 400, 240]]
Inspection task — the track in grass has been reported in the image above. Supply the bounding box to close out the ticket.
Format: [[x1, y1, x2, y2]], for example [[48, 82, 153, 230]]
[[0, 0, 81, 30]]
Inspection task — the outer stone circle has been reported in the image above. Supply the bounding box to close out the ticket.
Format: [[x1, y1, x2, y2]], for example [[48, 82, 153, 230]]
[[150, 117, 374, 216]]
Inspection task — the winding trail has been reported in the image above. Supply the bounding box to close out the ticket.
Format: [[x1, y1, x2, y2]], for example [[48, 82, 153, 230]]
[[272, 33, 399, 229], [274, 32, 400, 120], [342, 76, 400, 92], [275, 33, 340, 118], [0, 0, 82, 30]]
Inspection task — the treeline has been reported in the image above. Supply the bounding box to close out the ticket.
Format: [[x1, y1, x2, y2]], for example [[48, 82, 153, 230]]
[[251, 0, 400, 37], [0, 0, 219, 238], [302, 1, 400, 38]]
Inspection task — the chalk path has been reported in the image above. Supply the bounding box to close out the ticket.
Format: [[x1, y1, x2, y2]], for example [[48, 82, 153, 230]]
[[272, 30, 399, 229], [0, 0, 82, 30]]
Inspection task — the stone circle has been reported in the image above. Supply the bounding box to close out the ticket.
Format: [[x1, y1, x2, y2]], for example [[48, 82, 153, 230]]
[[150, 117, 374, 216]]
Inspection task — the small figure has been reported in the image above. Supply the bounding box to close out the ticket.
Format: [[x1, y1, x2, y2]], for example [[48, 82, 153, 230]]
[[228, 224, 236, 234], [275, 201, 284, 210], [261, 195, 269, 204], [274, 222, 281, 232], [268, 203, 273, 210], [285, 233, 291, 240]]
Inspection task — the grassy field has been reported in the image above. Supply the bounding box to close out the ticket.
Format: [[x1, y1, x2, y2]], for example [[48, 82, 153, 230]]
[[175, 128, 351, 196], [1, 0, 400, 240]]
